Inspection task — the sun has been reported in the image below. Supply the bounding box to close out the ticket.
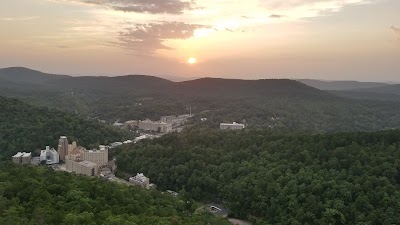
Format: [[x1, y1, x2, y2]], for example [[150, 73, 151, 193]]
[[187, 57, 197, 65]]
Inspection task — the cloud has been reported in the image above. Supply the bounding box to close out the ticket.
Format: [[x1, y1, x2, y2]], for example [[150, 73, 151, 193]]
[[391, 26, 400, 33], [259, 0, 369, 18], [70, 0, 195, 14], [391, 26, 400, 40], [269, 14, 284, 19], [49, 0, 376, 55], [0, 16, 39, 22], [110, 22, 208, 54]]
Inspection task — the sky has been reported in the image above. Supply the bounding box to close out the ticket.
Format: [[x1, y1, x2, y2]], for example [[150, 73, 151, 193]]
[[0, 0, 399, 81]]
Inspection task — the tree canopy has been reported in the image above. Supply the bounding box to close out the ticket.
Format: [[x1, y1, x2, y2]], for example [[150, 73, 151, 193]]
[[0, 162, 230, 225], [3, 67, 400, 132], [0, 96, 132, 159], [117, 127, 400, 224]]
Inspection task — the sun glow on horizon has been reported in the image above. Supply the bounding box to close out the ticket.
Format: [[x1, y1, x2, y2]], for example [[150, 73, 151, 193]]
[[188, 57, 197, 64]]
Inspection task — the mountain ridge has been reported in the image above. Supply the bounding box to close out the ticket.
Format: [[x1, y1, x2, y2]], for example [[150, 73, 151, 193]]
[[2, 67, 400, 132], [0, 67, 330, 98], [298, 79, 389, 90]]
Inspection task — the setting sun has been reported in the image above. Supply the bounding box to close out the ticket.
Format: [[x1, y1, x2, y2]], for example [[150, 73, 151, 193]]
[[188, 57, 197, 65]]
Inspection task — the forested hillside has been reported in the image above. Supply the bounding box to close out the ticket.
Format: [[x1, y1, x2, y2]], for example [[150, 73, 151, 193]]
[[3, 67, 400, 132], [0, 163, 230, 225], [0, 96, 132, 159], [116, 127, 400, 225]]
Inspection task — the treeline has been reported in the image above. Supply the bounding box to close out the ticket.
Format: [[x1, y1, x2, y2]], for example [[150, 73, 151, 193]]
[[0, 162, 230, 225], [0, 96, 132, 159], [116, 127, 400, 224]]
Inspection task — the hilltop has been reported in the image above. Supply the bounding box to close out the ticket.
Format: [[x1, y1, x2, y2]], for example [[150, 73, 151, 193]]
[[0, 67, 326, 98]]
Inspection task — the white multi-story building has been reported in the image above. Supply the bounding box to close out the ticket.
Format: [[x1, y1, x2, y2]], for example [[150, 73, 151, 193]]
[[21, 152, 32, 164], [124, 120, 139, 129], [12, 152, 23, 164], [12, 152, 24, 164], [129, 173, 150, 189], [139, 119, 160, 132], [12, 152, 32, 164], [139, 119, 172, 133], [66, 160, 98, 176], [220, 122, 245, 130], [160, 115, 176, 123], [160, 122, 173, 133], [161, 114, 192, 127], [81, 145, 108, 166], [40, 146, 59, 165]]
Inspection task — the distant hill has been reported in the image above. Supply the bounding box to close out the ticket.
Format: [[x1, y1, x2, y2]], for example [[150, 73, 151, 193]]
[[327, 84, 400, 101], [0, 67, 68, 84], [329, 90, 400, 101], [0, 67, 327, 98], [177, 78, 330, 99], [298, 79, 388, 90], [352, 84, 400, 95]]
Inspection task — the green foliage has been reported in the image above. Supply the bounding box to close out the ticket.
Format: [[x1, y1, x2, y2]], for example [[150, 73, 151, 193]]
[[0, 163, 231, 225], [117, 127, 400, 224], [3, 67, 400, 132], [0, 96, 132, 159]]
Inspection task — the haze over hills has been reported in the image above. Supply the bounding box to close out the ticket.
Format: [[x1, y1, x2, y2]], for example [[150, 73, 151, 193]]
[[296, 79, 400, 101], [298, 79, 389, 90], [325, 84, 400, 102], [352, 84, 400, 95]]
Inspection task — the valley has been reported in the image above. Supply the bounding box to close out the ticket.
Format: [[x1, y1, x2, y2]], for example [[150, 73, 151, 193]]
[[1, 68, 400, 225]]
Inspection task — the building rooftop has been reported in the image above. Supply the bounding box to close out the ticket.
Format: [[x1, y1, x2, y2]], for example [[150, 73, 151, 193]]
[[79, 160, 97, 167], [70, 147, 82, 156], [130, 173, 149, 183], [220, 122, 245, 126], [206, 204, 230, 217], [22, 152, 32, 157], [13, 152, 24, 157], [124, 120, 138, 124], [87, 147, 107, 153]]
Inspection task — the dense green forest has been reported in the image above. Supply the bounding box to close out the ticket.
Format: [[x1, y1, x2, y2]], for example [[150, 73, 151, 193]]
[[3, 67, 400, 132], [0, 163, 230, 225], [0, 96, 132, 159], [116, 127, 400, 224]]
